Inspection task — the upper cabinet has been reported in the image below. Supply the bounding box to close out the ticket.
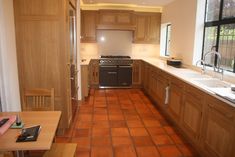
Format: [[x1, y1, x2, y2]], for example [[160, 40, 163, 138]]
[[80, 10, 161, 44], [81, 10, 98, 43], [97, 10, 135, 30], [133, 12, 161, 43]]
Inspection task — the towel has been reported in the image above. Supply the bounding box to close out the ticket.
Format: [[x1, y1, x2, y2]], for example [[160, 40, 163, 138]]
[[0, 115, 16, 135]]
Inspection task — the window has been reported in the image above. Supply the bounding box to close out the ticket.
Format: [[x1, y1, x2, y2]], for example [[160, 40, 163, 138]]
[[160, 23, 171, 57], [203, 0, 235, 72], [165, 24, 171, 56]]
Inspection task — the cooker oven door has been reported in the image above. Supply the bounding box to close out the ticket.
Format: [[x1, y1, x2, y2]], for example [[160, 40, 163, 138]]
[[99, 65, 118, 86]]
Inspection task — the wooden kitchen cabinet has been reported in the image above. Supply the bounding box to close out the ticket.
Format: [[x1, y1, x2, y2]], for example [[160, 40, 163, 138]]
[[81, 65, 89, 100], [133, 12, 161, 43], [143, 63, 151, 94], [167, 77, 184, 123], [132, 60, 142, 86], [81, 10, 98, 42], [201, 95, 235, 157], [97, 10, 135, 30], [181, 85, 204, 144], [89, 60, 99, 87], [13, 0, 77, 130]]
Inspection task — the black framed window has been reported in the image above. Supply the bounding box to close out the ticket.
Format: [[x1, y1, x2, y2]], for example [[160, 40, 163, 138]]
[[203, 0, 235, 72], [165, 24, 171, 56]]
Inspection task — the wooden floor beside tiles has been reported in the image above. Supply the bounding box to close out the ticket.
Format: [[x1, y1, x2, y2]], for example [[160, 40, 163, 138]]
[[55, 89, 199, 157]]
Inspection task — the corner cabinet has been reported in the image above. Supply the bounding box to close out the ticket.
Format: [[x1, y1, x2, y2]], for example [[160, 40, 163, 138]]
[[201, 95, 235, 157], [133, 12, 161, 43], [81, 10, 98, 43], [13, 0, 77, 131], [89, 60, 99, 87]]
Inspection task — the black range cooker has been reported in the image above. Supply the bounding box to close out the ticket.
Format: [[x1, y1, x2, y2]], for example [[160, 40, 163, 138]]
[[99, 56, 133, 88]]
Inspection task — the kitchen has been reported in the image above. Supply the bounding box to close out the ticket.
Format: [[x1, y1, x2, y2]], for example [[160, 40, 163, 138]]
[[0, 0, 235, 157]]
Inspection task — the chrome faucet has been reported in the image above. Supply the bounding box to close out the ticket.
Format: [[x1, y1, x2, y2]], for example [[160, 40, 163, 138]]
[[196, 46, 224, 79]]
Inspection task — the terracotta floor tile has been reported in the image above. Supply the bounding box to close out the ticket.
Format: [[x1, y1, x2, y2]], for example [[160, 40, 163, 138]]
[[91, 146, 113, 157], [136, 146, 160, 157], [109, 114, 125, 121], [143, 120, 162, 127], [94, 108, 108, 114], [73, 129, 91, 138], [76, 150, 90, 157], [112, 136, 133, 146], [92, 120, 109, 128], [177, 144, 197, 156], [111, 128, 130, 136], [158, 145, 183, 157], [109, 120, 127, 128], [108, 109, 123, 114], [152, 135, 174, 146], [92, 128, 110, 137], [93, 114, 108, 121], [92, 137, 111, 146], [55, 137, 70, 143], [71, 137, 90, 150], [76, 121, 93, 129], [78, 114, 93, 122], [114, 146, 137, 157], [164, 126, 178, 135], [125, 115, 141, 121], [147, 127, 166, 136], [170, 133, 187, 144], [132, 136, 154, 146], [126, 120, 144, 128], [129, 128, 149, 136]]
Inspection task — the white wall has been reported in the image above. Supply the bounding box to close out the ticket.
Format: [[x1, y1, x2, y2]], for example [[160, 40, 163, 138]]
[[161, 0, 198, 65], [0, 0, 21, 111]]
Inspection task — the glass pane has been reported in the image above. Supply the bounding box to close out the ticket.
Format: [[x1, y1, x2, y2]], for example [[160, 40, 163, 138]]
[[223, 0, 235, 19], [219, 24, 235, 71], [206, 0, 221, 22], [165, 25, 171, 56]]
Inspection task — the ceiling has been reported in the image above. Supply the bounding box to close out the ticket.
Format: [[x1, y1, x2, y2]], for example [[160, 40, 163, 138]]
[[82, 0, 175, 7]]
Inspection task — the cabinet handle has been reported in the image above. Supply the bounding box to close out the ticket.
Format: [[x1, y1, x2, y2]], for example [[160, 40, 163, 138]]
[[70, 77, 74, 80], [164, 86, 170, 105]]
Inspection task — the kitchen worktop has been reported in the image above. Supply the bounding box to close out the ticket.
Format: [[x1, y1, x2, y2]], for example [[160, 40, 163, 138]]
[[80, 57, 235, 107]]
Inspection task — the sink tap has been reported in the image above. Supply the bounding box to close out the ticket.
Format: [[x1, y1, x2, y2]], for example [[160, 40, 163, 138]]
[[196, 60, 206, 74]]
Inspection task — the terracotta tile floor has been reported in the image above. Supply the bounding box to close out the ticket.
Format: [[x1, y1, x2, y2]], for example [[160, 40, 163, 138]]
[[55, 89, 200, 157]]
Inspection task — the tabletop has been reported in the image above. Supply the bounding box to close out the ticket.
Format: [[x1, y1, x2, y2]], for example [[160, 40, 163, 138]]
[[0, 111, 61, 151]]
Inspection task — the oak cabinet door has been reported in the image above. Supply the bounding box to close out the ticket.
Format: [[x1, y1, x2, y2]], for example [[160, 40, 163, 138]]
[[132, 60, 142, 85], [156, 73, 168, 108], [181, 86, 204, 144], [201, 96, 235, 157], [134, 14, 148, 42], [147, 13, 161, 43], [89, 60, 99, 86], [81, 10, 97, 42], [167, 79, 184, 123]]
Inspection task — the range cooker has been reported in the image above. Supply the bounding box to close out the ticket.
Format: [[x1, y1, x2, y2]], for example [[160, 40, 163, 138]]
[[99, 56, 133, 88]]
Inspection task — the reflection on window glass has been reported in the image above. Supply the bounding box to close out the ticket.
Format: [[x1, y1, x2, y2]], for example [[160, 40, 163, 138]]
[[206, 0, 221, 21], [223, 0, 235, 19], [203, 27, 218, 54], [219, 24, 235, 71], [165, 24, 171, 56]]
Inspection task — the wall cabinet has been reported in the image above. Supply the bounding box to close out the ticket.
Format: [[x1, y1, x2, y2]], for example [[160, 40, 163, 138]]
[[89, 60, 99, 87], [133, 13, 161, 43], [201, 95, 235, 157], [81, 10, 97, 42], [13, 0, 77, 130], [132, 60, 142, 86], [97, 10, 134, 30]]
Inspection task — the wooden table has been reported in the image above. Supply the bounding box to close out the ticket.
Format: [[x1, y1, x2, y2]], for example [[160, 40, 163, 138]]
[[0, 111, 61, 151]]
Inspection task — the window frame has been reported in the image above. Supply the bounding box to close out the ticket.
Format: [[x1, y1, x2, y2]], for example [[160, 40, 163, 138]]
[[202, 0, 235, 72]]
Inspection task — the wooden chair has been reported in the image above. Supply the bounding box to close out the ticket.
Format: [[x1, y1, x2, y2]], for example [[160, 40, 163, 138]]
[[22, 88, 55, 111]]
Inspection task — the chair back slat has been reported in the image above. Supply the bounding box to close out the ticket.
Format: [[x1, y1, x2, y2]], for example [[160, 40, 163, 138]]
[[22, 88, 55, 111]]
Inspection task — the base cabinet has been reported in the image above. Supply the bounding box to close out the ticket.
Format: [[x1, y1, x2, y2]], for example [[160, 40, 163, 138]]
[[81, 65, 89, 100], [89, 60, 99, 87], [201, 96, 235, 157], [181, 85, 204, 144], [132, 60, 142, 86]]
